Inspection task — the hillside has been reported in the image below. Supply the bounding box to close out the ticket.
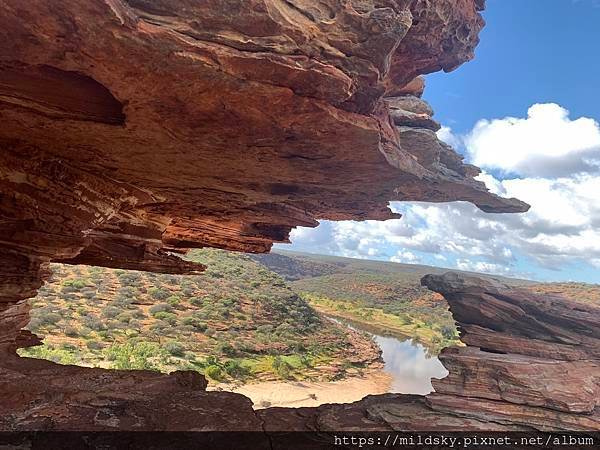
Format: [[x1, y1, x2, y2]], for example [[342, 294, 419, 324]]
[[252, 250, 534, 355], [528, 282, 600, 306], [19, 249, 380, 383]]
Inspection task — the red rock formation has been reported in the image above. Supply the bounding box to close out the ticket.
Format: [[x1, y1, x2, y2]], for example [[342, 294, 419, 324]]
[[0, 0, 528, 350], [423, 273, 600, 431], [0, 0, 525, 271], [259, 274, 600, 432], [9, 0, 588, 437]]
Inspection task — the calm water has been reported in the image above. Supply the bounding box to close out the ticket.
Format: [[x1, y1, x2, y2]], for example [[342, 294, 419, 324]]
[[374, 333, 448, 394], [329, 317, 448, 395]]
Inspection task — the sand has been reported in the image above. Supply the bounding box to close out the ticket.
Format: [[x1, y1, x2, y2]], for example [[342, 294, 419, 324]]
[[210, 370, 392, 409]]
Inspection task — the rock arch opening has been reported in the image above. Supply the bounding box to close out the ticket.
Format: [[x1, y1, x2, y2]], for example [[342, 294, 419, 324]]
[[16, 249, 457, 410]]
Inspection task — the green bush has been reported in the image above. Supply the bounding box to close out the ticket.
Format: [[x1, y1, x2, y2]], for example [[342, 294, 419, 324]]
[[167, 295, 181, 307], [163, 341, 185, 357], [153, 311, 178, 324], [116, 312, 133, 323], [149, 303, 173, 315], [216, 342, 236, 357], [104, 341, 167, 370], [148, 288, 169, 300], [272, 356, 292, 379], [181, 316, 207, 332], [189, 296, 205, 307], [224, 359, 247, 378], [205, 365, 224, 381]]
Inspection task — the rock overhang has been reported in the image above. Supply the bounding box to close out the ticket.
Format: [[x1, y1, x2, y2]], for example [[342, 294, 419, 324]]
[[1, 0, 528, 279]]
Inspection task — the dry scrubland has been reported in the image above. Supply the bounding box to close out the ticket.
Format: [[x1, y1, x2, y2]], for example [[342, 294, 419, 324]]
[[20, 249, 572, 384]]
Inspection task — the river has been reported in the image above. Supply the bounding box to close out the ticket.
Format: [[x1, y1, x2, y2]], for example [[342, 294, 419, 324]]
[[329, 316, 448, 395], [217, 316, 448, 408]]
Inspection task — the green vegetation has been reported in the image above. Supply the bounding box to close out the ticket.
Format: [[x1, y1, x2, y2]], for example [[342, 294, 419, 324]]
[[252, 251, 472, 354], [20, 249, 372, 382]]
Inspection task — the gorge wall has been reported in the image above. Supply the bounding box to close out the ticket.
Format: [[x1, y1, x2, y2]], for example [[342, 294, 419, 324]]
[[3, 0, 593, 437]]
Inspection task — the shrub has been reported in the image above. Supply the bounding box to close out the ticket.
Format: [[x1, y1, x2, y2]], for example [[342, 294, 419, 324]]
[[102, 306, 121, 319], [163, 341, 185, 357], [181, 316, 207, 332], [205, 365, 224, 381], [272, 356, 292, 380], [148, 288, 169, 301], [189, 297, 203, 307], [35, 310, 62, 326], [216, 342, 236, 357], [205, 327, 216, 337], [65, 279, 87, 290], [167, 295, 181, 307], [224, 359, 247, 378], [153, 311, 178, 324], [116, 312, 132, 323], [98, 330, 115, 341], [78, 326, 92, 337], [131, 308, 146, 319], [64, 326, 80, 337], [104, 341, 167, 370], [86, 340, 105, 351], [149, 303, 173, 315], [27, 318, 43, 332], [80, 288, 97, 299], [440, 325, 457, 340], [83, 315, 106, 331]]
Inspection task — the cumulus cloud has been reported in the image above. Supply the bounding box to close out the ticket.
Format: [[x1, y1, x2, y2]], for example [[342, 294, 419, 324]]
[[390, 251, 420, 264], [283, 104, 600, 282], [437, 126, 461, 148], [465, 103, 600, 177]]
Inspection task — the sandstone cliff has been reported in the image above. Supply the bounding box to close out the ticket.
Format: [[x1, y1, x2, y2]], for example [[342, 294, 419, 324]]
[[5, 0, 585, 437]]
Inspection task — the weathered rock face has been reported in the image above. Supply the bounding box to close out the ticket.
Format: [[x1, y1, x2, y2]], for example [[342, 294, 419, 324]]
[[6, 0, 585, 436], [0, 1, 525, 269], [423, 273, 600, 431]]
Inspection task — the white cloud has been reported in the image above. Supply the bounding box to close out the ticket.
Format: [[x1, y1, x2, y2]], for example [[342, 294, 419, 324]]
[[437, 126, 461, 148], [465, 103, 600, 177], [284, 104, 600, 282], [390, 251, 420, 264], [455, 259, 512, 275]]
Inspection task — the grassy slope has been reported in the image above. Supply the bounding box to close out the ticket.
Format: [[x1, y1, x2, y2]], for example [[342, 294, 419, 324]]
[[20, 249, 377, 383], [252, 250, 535, 355]]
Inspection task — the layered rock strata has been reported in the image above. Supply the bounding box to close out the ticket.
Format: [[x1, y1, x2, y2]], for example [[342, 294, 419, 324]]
[[423, 273, 600, 431], [0, 0, 569, 435], [0, 0, 528, 351]]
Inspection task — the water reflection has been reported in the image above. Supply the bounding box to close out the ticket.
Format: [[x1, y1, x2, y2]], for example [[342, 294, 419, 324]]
[[328, 316, 448, 395], [374, 334, 448, 394]]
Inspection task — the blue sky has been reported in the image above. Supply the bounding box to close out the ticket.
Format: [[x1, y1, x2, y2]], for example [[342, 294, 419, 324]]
[[280, 0, 600, 283], [428, 0, 600, 134]]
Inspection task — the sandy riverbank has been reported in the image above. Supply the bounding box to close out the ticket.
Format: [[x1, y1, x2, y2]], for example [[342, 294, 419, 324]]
[[210, 369, 392, 409]]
